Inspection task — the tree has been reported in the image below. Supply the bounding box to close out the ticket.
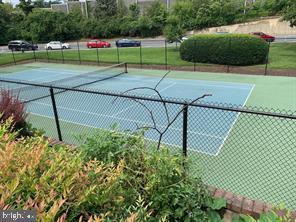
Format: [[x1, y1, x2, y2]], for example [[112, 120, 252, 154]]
[[117, 0, 127, 17], [171, 0, 195, 29], [94, 0, 117, 20], [283, 0, 296, 27], [19, 10, 83, 42], [33, 0, 45, 8], [17, 0, 34, 15], [142, 0, 167, 35], [128, 3, 140, 20], [164, 15, 185, 43]]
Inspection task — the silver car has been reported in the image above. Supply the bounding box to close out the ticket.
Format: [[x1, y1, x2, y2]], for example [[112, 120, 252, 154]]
[[45, 41, 70, 50]]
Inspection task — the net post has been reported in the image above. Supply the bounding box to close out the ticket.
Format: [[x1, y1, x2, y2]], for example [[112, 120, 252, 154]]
[[11, 49, 16, 65], [49, 87, 63, 141], [182, 103, 188, 157], [265, 41, 271, 76], [124, 63, 128, 73]]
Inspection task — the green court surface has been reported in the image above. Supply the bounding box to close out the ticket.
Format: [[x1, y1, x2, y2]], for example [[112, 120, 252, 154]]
[[1, 62, 296, 209]]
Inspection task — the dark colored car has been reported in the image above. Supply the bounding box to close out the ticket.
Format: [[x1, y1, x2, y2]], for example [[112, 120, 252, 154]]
[[8, 40, 38, 51], [86, 39, 111, 48], [115, 39, 141, 47], [250, 32, 275, 42]]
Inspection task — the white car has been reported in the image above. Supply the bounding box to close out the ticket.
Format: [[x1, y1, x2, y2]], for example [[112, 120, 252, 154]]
[[45, 41, 70, 50]]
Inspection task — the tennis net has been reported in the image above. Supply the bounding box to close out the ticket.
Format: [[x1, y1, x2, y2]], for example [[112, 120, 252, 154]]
[[7, 63, 127, 103]]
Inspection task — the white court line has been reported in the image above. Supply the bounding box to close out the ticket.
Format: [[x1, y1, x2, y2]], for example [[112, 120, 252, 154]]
[[30, 101, 223, 140], [213, 84, 256, 156], [33, 68, 82, 75], [111, 82, 177, 117], [29, 112, 219, 156], [171, 81, 253, 90]]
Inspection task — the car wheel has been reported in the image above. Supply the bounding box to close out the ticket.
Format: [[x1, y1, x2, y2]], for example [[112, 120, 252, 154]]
[[48, 47, 52, 50], [62, 46, 66, 49]]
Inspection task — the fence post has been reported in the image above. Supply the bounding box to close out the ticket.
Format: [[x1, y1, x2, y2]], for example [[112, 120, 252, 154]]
[[139, 42, 143, 69], [227, 37, 231, 73], [194, 39, 196, 72], [124, 62, 128, 73], [32, 41, 36, 62], [77, 41, 81, 64], [116, 44, 120, 64], [164, 40, 168, 70], [49, 87, 63, 141], [46, 47, 49, 62], [182, 103, 188, 157], [265, 41, 271, 76], [96, 41, 100, 65], [60, 43, 65, 64], [11, 49, 16, 65]]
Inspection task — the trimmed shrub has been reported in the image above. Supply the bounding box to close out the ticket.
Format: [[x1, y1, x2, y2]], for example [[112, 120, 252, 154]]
[[180, 34, 269, 66]]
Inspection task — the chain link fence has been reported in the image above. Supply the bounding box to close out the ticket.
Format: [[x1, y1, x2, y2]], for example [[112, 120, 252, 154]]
[[0, 77, 296, 209], [1, 37, 296, 76]]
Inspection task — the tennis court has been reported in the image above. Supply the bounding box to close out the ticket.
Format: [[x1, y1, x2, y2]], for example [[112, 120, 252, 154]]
[[1, 62, 296, 209], [0, 62, 254, 155]]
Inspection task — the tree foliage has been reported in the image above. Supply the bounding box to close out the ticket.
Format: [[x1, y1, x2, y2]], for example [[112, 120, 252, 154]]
[[283, 0, 296, 27], [0, 0, 294, 45], [17, 0, 34, 15], [93, 0, 117, 20]]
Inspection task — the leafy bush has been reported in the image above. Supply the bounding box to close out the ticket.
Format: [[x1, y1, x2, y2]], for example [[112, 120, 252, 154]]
[[78, 129, 226, 221], [180, 34, 269, 66], [0, 119, 125, 221], [0, 89, 26, 131], [232, 205, 291, 222]]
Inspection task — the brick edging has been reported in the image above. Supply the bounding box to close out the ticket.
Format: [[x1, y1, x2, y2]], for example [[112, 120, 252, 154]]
[[45, 137, 295, 220]]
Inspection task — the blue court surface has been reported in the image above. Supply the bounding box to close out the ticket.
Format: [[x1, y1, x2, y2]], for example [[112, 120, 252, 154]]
[[0, 65, 255, 155]]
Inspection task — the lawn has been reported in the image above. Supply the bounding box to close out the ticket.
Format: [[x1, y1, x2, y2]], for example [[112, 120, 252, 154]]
[[1, 42, 296, 70]]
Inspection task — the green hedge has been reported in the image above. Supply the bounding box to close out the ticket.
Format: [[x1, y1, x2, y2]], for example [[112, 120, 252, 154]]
[[180, 34, 269, 66]]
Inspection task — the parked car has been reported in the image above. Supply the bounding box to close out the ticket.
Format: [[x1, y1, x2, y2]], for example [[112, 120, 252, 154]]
[[86, 39, 111, 48], [45, 41, 70, 50], [250, 32, 275, 42], [167, 36, 189, 44], [8, 40, 38, 51], [115, 39, 141, 47]]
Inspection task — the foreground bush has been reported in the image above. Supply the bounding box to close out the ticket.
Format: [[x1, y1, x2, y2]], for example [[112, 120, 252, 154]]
[[1, 121, 226, 221], [0, 120, 126, 221], [180, 34, 269, 66], [78, 129, 226, 221]]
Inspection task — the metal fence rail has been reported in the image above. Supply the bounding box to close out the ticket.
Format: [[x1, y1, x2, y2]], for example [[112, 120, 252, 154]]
[[0, 78, 296, 209]]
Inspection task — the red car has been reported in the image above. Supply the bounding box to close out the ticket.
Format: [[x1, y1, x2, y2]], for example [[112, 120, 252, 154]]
[[250, 32, 275, 42], [86, 39, 111, 48]]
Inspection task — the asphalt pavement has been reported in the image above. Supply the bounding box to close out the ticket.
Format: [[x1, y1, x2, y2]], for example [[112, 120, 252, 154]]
[[1, 35, 295, 53]]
